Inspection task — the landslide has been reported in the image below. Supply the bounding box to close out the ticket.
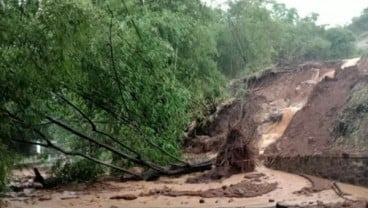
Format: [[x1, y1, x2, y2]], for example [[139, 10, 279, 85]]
[[185, 56, 368, 174], [265, 57, 368, 156]]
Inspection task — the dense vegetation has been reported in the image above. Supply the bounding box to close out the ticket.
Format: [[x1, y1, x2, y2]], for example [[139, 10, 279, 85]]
[[349, 8, 368, 51], [0, 0, 359, 188], [349, 8, 368, 35]]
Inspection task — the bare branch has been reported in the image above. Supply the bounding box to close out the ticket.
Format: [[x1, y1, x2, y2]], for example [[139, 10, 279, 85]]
[[64, 85, 188, 165], [45, 116, 166, 173], [12, 136, 141, 178], [107, 9, 129, 113], [3, 109, 141, 177], [56, 93, 143, 158]]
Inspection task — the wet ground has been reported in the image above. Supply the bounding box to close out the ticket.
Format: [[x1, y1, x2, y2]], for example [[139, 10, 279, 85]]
[[3, 166, 368, 208]]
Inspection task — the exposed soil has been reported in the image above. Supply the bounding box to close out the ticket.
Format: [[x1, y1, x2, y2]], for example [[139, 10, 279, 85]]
[[265, 67, 363, 156], [140, 180, 277, 198]]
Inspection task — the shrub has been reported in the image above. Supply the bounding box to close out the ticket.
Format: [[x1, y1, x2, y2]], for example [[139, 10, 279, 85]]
[[0, 144, 12, 192], [51, 159, 103, 184]]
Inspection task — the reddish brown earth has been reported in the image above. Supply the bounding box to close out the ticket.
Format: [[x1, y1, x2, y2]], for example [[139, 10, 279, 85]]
[[265, 66, 368, 156]]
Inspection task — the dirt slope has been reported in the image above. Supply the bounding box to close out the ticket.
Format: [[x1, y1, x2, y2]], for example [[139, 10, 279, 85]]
[[186, 57, 368, 159], [265, 58, 368, 157]]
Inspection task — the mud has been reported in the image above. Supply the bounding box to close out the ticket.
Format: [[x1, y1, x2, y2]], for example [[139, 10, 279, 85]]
[[140, 180, 277, 198], [7, 166, 368, 208], [294, 175, 333, 195]]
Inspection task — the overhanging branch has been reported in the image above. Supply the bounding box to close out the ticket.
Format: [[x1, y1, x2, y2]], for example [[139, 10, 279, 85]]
[[45, 116, 166, 173]]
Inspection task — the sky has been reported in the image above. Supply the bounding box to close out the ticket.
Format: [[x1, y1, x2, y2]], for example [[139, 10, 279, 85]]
[[202, 0, 368, 26]]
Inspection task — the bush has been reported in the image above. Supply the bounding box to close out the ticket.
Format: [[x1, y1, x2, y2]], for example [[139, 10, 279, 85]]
[[51, 159, 103, 184], [0, 144, 12, 192]]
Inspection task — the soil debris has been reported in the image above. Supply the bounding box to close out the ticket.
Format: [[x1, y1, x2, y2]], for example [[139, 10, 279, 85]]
[[110, 194, 138, 200], [186, 128, 256, 183], [140, 180, 277, 198], [276, 200, 368, 208], [294, 175, 333, 195]]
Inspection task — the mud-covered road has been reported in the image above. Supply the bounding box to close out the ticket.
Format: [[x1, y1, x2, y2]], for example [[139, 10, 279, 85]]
[[4, 166, 368, 208]]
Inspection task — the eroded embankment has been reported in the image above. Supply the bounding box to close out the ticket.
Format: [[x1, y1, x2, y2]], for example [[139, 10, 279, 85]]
[[265, 61, 368, 156], [185, 57, 368, 187], [262, 57, 368, 187], [265, 156, 368, 187]]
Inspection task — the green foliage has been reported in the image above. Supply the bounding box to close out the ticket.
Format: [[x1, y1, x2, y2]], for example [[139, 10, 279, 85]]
[[0, 0, 226, 175], [334, 83, 368, 146], [51, 159, 103, 183], [217, 0, 276, 76], [217, 0, 357, 77], [0, 144, 12, 192], [325, 28, 356, 59], [348, 8, 368, 35]]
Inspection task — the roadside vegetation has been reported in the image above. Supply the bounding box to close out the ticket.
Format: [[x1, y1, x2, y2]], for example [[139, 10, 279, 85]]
[[0, 0, 362, 189]]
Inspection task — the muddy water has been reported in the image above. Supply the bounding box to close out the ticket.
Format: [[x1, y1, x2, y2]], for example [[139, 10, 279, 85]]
[[258, 107, 300, 154], [7, 166, 368, 208]]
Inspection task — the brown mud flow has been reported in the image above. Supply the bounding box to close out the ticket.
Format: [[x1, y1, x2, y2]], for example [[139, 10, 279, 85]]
[[6, 166, 367, 208], [5, 57, 368, 208]]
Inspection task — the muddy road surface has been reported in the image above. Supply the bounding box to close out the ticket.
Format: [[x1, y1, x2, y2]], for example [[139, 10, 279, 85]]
[[4, 166, 368, 208]]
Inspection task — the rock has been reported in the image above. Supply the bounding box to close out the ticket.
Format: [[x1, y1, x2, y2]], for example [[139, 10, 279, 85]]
[[276, 202, 294, 208], [142, 169, 160, 181], [199, 199, 205, 204], [33, 182, 44, 189], [110, 194, 137, 200], [269, 199, 275, 203], [243, 172, 265, 179], [38, 196, 52, 201], [23, 188, 35, 196], [269, 113, 283, 123], [60, 191, 79, 200]]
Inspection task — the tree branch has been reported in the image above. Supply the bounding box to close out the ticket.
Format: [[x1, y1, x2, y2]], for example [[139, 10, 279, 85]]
[[64, 85, 188, 165], [45, 116, 166, 173], [12, 136, 141, 178], [107, 9, 129, 113], [56, 93, 143, 158], [2, 109, 141, 178], [119, 0, 143, 41]]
